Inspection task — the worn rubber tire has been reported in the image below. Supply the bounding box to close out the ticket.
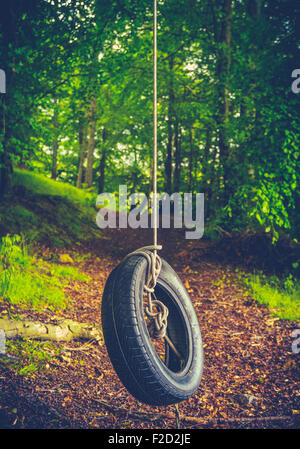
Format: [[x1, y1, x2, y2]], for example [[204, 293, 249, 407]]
[[101, 254, 204, 405]]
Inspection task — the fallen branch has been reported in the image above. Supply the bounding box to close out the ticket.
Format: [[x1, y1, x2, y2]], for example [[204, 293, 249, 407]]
[[63, 340, 96, 351], [0, 318, 103, 343], [92, 398, 165, 422], [216, 225, 232, 238], [92, 398, 297, 425]]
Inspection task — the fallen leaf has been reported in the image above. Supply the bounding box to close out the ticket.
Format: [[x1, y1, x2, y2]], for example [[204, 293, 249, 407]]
[[59, 254, 74, 264]]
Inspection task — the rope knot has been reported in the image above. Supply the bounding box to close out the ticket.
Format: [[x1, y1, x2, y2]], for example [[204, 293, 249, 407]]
[[145, 298, 169, 339], [123, 245, 168, 339]]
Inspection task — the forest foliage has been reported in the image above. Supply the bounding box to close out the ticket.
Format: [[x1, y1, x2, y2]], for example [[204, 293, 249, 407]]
[[0, 0, 299, 242]]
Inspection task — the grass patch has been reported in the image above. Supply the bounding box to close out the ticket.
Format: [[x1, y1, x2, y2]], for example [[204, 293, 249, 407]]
[[0, 169, 103, 247], [2, 340, 60, 376], [242, 272, 300, 320], [43, 261, 90, 282], [13, 168, 96, 210], [0, 234, 90, 311]]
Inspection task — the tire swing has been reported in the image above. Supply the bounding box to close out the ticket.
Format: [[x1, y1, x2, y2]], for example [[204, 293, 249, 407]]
[[101, 1, 204, 406]]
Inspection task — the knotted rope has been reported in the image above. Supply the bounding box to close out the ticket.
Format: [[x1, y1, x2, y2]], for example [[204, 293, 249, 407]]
[[121, 2, 169, 340], [123, 245, 169, 339], [120, 2, 172, 341]]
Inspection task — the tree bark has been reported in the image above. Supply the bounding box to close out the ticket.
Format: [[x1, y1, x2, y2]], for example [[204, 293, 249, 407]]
[[77, 122, 88, 189], [84, 97, 97, 189], [216, 0, 233, 205], [203, 129, 213, 217], [164, 56, 174, 194], [188, 127, 194, 192], [98, 128, 108, 194], [0, 5, 15, 197], [0, 96, 13, 197], [247, 0, 262, 19], [173, 119, 182, 192], [51, 98, 59, 180], [0, 317, 103, 343]]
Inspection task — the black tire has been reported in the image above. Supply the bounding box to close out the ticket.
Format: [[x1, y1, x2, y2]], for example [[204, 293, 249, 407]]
[[101, 254, 204, 405]]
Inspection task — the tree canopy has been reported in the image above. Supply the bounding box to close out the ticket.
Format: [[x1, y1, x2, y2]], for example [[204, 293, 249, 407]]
[[0, 0, 299, 241]]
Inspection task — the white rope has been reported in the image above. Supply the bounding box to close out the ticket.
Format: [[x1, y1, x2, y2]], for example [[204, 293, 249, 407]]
[[122, 2, 169, 341], [153, 0, 158, 256]]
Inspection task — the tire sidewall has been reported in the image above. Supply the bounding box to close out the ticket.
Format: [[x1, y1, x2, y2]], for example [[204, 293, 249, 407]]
[[132, 256, 204, 398]]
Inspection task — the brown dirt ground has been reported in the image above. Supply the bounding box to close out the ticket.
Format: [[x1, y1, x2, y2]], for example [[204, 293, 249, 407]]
[[0, 226, 299, 429]]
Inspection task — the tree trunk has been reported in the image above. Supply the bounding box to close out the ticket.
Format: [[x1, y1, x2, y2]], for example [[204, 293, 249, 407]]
[[0, 150, 13, 198], [0, 5, 15, 197], [0, 96, 12, 198], [202, 128, 213, 217], [188, 127, 194, 192], [77, 123, 88, 189], [207, 144, 219, 219], [216, 0, 233, 205], [51, 98, 59, 180], [0, 100, 13, 197], [247, 0, 262, 19], [98, 128, 108, 194], [164, 56, 174, 194], [173, 119, 182, 192], [84, 97, 97, 189]]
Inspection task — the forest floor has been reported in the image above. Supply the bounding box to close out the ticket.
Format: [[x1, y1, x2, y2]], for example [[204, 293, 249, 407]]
[[0, 224, 299, 429]]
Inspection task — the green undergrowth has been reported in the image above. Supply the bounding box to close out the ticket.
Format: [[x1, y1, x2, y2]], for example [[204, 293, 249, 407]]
[[0, 234, 91, 311], [240, 271, 300, 321], [0, 169, 101, 247], [13, 169, 96, 209], [3, 340, 60, 376], [0, 172, 99, 377]]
